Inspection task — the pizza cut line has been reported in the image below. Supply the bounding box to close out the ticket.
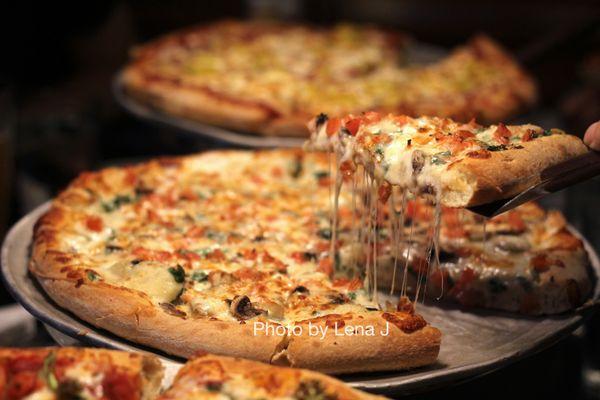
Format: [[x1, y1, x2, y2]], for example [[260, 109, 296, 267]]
[[122, 20, 536, 137]]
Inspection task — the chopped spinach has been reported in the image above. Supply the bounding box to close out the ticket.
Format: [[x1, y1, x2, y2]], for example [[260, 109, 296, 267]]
[[168, 265, 186, 283], [486, 144, 507, 152], [86, 271, 99, 281], [289, 158, 303, 179], [315, 113, 328, 128], [431, 150, 451, 165], [191, 271, 208, 282], [101, 194, 133, 212]]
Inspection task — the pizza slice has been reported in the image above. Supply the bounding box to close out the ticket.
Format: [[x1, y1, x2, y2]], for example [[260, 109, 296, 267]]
[[306, 112, 588, 207], [0, 347, 163, 400], [355, 199, 593, 314], [159, 353, 385, 400]]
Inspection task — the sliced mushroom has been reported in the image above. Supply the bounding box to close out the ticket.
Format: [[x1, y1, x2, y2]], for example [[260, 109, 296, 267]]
[[412, 150, 426, 175], [229, 295, 265, 320]]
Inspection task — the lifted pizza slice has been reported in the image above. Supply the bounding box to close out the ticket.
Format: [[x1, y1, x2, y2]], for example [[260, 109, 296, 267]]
[[306, 112, 588, 207]]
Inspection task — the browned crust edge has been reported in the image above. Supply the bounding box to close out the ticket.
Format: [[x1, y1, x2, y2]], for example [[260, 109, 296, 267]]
[[451, 134, 588, 207]]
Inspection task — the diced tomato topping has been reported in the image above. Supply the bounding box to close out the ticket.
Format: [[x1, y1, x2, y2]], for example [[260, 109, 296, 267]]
[[85, 216, 103, 232], [326, 117, 341, 136], [455, 130, 476, 140], [206, 249, 226, 262], [361, 111, 382, 124], [378, 182, 392, 203], [410, 257, 429, 275], [8, 355, 45, 373], [344, 118, 362, 136], [493, 123, 512, 145], [318, 258, 334, 277], [530, 254, 550, 272], [6, 372, 40, 398], [466, 149, 491, 159], [507, 212, 526, 232], [185, 226, 205, 238], [102, 372, 139, 400], [393, 115, 410, 126], [132, 247, 173, 262], [339, 160, 356, 177], [429, 269, 450, 290], [240, 248, 258, 260], [522, 130, 534, 142], [291, 252, 308, 263]]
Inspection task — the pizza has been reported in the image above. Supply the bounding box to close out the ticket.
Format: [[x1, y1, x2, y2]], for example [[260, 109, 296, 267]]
[[0, 347, 162, 400], [121, 20, 536, 137], [0, 348, 386, 400], [158, 353, 384, 400], [348, 198, 593, 315], [306, 112, 588, 207], [30, 150, 441, 374]]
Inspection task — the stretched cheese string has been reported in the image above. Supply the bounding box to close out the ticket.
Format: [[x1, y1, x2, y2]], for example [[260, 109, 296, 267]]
[[330, 153, 342, 270]]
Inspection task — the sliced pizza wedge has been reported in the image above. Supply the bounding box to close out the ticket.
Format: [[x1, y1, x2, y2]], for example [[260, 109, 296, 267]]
[[159, 353, 386, 400], [306, 112, 588, 207], [0, 347, 163, 400]]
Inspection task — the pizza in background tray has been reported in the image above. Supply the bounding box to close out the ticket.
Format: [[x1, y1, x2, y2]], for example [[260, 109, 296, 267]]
[[0, 347, 163, 400], [121, 20, 536, 137], [29, 150, 440, 374]]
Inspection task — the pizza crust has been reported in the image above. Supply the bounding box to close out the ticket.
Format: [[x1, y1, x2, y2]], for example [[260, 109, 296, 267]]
[[443, 134, 588, 207], [274, 313, 441, 374]]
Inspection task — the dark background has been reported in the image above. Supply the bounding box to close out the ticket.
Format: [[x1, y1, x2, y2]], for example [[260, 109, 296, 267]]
[[0, 1, 599, 399]]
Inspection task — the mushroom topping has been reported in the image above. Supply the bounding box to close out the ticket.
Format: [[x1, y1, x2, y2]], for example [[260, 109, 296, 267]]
[[291, 285, 310, 295], [412, 150, 426, 175], [229, 295, 265, 320]]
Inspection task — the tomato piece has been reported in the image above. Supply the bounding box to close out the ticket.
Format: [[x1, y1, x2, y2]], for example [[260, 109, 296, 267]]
[[326, 118, 341, 136], [102, 372, 139, 400], [344, 118, 362, 136], [493, 123, 512, 145], [378, 182, 392, 203], [85, 216, 103, 232], [6, 372, 40, 398], [466, 149, 491, 159], [318, 258, 333, 277]]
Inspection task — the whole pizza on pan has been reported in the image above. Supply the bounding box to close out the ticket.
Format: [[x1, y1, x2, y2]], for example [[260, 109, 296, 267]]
[[30, 150, 441, 374], [121, 20, 536, 137]]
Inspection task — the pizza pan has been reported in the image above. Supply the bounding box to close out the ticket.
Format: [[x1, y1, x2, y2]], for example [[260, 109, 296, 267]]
[[112, 42, 446, 149], [2, 202, 599, 396]]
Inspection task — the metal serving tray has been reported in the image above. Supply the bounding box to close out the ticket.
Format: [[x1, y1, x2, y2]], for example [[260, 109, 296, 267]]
[[2, 203, 599, 396]]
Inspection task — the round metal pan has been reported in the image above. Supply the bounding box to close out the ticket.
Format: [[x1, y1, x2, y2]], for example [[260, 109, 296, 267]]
[[2, 202, 598, 395]]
